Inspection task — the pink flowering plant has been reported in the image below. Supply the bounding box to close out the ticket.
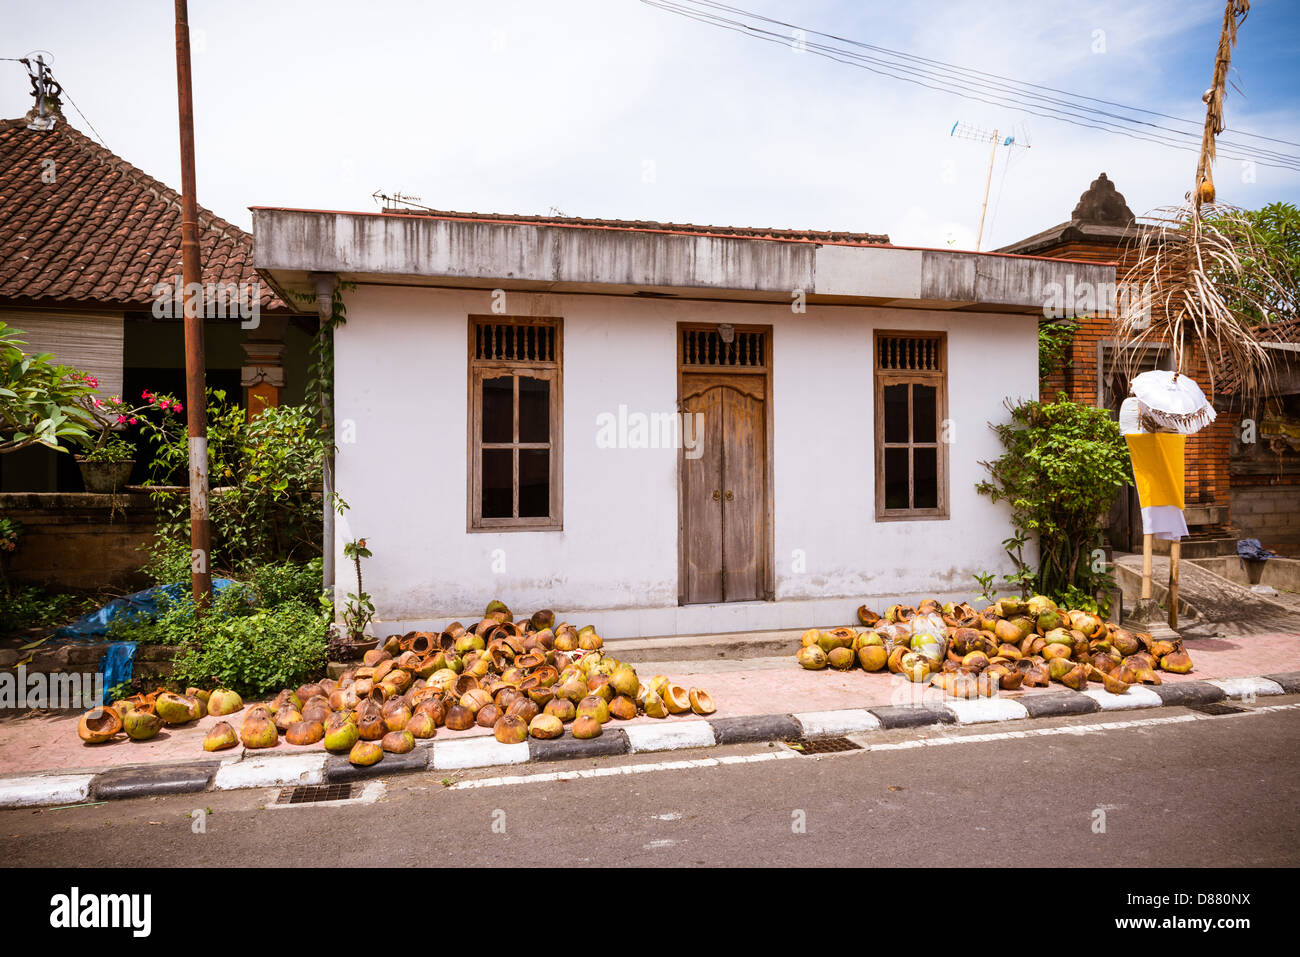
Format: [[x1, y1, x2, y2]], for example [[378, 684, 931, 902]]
[[74, 381, 184, 463]]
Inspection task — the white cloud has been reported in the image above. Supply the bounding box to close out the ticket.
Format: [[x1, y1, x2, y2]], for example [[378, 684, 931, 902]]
[[3, 0, 1296, 252]]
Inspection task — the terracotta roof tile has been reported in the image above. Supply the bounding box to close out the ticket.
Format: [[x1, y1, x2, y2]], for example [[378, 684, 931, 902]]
[[0, 111, 285, 310]]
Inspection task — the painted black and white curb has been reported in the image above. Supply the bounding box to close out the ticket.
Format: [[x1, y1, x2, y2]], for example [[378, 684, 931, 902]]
[[2, 671, 1296, 809]]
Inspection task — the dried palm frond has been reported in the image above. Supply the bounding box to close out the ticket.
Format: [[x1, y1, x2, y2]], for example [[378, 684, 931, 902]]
[[1194, 0, 1251, 202], [1114, 200, 1289, 404]]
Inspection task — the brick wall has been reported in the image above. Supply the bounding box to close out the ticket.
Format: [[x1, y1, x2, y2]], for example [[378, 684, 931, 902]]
[[1029, 238, 1233, 524]]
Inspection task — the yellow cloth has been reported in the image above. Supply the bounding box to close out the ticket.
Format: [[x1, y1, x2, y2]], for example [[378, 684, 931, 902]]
[[1125, 433, 1186, 509]]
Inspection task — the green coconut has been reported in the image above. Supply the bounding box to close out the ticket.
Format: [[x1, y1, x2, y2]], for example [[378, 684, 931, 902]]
[[203, 721, 239, 752], [123, 710, 163, 741], [797, 646, 827, 670], [207, 689, 243, 716], [155, 692, 203, 726]]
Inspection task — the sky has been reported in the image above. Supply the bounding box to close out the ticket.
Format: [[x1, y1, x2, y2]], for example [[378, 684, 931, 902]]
[[3, 0, 1299, 251]]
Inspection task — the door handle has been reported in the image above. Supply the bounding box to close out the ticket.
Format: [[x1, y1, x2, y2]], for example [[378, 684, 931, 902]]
[[725, 490, 734, 501], [712, 490, 721, 501]]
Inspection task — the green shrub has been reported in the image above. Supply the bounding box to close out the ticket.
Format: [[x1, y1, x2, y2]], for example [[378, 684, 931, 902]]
[[105, 585, 254, 646], [248, 558, 322, 608], [977, 395, 1132, 610], [139, 536, 193, 586], [1038, 319, 1077, 380], [0, 586, 88, 634], [141, 392, 326, 574], [170, 598, 329, 697]]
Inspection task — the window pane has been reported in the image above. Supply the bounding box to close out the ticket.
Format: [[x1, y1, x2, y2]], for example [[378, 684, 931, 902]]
[[482, 376, 513, 443], [481, 448, 513, 518], [884, 447, 909, 510], [914, 447, 938, 509], [518, 376, 550, 443], [883, 384, 909, 443], [518, 449, 550, 517], [913, 384, 937, 443]]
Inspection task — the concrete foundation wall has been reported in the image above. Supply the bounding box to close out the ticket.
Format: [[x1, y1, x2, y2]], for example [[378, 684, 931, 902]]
[[0, 493, 156, 591], [334, 285, 1039, 637], [1231, 485, 1300, 550]]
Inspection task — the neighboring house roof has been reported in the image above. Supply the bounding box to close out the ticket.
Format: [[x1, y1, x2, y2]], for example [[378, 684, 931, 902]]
[[0, 106, 285, 311], [367, 204, 892, 246], [997, 172, 1151, 256], [1216, 318, 1300, 396]]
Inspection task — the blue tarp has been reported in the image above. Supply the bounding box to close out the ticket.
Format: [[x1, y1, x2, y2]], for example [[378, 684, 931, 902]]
[[100, 641, 137, 698], [1237, 538, 1276, 562], [47, 579, 238, 701], [53, 579, 239, 642]]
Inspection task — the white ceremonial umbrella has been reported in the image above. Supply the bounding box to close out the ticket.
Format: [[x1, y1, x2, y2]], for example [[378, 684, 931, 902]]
[[1129, 370, 1217, 435]]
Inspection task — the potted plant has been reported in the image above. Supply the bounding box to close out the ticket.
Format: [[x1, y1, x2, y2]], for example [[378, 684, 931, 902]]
[[337, 537, 375, 659], [73, 386, 182, 493], [75, 432, 137, 493]]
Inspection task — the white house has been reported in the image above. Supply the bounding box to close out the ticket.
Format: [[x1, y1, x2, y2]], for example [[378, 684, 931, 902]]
[[253, 206, 1114, 639]]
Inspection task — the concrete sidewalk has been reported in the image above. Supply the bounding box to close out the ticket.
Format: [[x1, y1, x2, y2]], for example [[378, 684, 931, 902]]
[[2, 629, 1298, 807]]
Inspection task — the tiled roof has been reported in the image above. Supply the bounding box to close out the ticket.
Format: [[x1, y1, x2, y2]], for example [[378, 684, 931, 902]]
[[376, 205, 891, 246], [0, 109, 284, 310], [1216, 318, 1300, 395]]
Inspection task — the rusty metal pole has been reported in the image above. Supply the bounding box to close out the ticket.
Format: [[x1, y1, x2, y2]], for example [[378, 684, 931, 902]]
[[174, 0, 212, 609]]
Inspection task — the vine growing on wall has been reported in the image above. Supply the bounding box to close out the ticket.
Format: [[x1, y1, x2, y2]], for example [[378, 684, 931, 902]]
[[288, 279, 355, 433], [1038, 318, 1077, 382]]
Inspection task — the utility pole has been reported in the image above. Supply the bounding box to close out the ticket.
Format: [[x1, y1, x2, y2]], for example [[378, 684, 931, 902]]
[[950, 121, 1028, 251], [173, 0, 212, 609]]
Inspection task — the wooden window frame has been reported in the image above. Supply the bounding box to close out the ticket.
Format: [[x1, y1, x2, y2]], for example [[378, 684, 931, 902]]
[[874, 331, 949, 522], [467, 316, 563, 532]]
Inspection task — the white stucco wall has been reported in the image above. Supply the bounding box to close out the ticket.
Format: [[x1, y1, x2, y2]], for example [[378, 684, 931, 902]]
[[333, 284, 1038, 638]]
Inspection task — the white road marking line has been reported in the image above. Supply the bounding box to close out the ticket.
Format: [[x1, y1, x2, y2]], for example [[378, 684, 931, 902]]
[[451, 750, 794, 790], [442, 702, 1300, 791], [867, 713, 1201, 750]]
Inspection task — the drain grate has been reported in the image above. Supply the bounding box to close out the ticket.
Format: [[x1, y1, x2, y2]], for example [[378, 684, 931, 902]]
[[275, 783, 358, 805], [786, 736, 862, 755], [1190, 702, 1248, 716]]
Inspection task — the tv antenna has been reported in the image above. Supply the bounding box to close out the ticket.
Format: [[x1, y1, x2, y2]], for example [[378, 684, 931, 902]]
[[950, 121, 1029, 250], [372, 190, 425, 211], [22, 52, 61, 131]]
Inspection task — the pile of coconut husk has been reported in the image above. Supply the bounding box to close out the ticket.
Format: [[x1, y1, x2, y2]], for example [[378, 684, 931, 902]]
[[75, 687, 219, 745], [795, 596, 1192, 698], [77, 601, 716, 768]]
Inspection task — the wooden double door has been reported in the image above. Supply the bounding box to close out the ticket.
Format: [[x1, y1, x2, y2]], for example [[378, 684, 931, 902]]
[[680, 370, 770, 604]]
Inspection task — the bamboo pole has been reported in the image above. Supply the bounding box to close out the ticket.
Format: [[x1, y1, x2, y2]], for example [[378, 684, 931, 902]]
[[975, 129, 998, 251], [1168, 539, 1181, 629], [1141, 533, 1153, 600]]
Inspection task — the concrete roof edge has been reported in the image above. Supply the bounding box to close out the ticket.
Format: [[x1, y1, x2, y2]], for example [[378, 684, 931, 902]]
[[253, 208, 1115, 312]]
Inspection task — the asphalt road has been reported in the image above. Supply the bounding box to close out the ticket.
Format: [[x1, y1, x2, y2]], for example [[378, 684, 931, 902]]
[[3, 699, 1298, 868]]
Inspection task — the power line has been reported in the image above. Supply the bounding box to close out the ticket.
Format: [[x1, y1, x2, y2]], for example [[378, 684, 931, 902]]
[[684, 0, 1300, 150], [641, 0, 1300, 171], [58, 81, 108, 147], [643, 0, 1300, 168]]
